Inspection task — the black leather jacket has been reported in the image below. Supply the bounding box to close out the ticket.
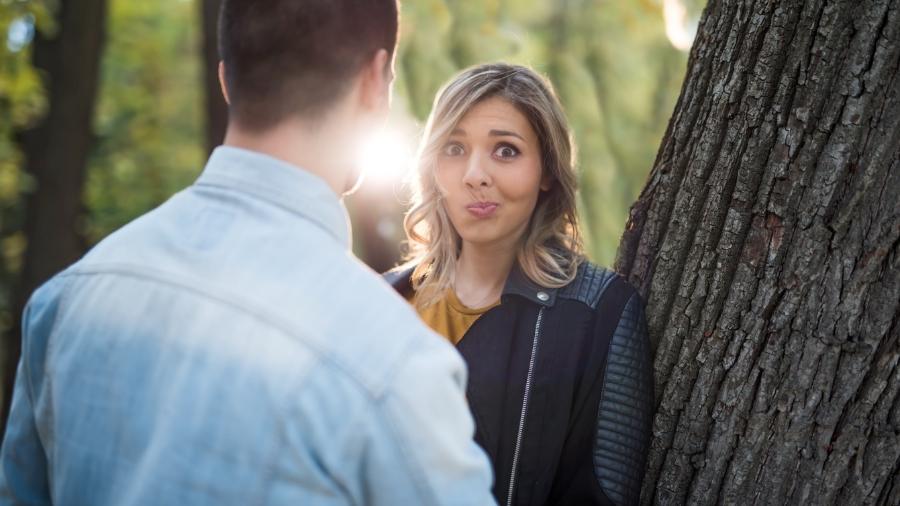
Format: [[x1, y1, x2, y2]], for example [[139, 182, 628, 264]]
[[385, 261, 655, 506]]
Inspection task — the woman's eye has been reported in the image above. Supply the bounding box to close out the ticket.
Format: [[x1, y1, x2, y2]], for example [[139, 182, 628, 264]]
[[493, 144, 520, 159], [442, 143, 465, 156]]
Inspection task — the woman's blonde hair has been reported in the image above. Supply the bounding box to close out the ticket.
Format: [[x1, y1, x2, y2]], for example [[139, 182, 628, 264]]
[[403, 63, 583, 307]]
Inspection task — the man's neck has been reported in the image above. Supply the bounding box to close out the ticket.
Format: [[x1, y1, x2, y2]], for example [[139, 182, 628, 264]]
[[222, 116, 356, 197]]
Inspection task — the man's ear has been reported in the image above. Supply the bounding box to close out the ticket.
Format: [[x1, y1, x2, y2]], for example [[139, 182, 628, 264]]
[[218, 61, 231, 105], [359, 49, 393, 112]]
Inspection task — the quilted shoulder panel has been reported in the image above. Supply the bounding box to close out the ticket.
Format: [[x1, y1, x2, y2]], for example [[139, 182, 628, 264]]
[[557, 262, 618, 309]]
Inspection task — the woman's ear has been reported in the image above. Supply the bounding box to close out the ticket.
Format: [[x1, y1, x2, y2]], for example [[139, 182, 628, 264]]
[[540, 171, 553, 191]]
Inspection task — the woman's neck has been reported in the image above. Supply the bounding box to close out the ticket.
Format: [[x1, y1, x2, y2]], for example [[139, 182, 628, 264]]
[[454, 240, 518, 309]]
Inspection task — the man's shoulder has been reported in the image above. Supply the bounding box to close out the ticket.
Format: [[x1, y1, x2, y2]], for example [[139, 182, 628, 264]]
[[313, 258, 454, 394], [59, 194, 444, 398]]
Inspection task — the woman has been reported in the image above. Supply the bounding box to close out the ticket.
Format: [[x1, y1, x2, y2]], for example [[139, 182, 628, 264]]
[[385, 63, 654, 506]]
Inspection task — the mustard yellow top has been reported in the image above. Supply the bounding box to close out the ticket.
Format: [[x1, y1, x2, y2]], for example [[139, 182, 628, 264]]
[[408, 289, 501, 345]]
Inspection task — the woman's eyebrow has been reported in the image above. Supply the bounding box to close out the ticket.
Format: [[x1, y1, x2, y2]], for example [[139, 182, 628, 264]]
[[489, 129, 525, 141]]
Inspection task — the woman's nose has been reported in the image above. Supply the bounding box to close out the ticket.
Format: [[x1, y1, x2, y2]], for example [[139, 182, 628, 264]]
[[462, 153, 491, 188]]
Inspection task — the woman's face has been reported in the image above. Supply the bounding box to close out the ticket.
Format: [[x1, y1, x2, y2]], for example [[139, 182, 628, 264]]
[[435, 97, 550, 250]]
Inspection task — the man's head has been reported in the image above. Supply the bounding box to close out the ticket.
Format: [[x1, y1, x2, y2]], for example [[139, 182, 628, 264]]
[[218, 0, 399, 131]]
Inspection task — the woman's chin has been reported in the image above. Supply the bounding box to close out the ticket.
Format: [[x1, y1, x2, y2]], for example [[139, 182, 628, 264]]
[[458, 230, 514, 249]]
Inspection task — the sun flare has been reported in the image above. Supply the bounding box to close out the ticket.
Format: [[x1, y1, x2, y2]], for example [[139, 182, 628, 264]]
[[358, 127, 417, 186]]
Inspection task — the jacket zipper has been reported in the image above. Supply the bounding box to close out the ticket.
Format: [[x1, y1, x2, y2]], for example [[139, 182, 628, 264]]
[[506, 307, 544, 506]]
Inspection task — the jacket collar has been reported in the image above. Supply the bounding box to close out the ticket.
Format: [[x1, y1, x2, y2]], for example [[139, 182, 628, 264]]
[[384, 262, 558, 307], [503, 262, 558, 306], [195, 146, 351, 249]]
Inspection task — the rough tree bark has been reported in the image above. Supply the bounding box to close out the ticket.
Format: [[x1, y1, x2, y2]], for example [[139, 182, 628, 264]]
[[202, 0, 227, 155], [614, 0, 900, 505], [2, 0, 108, 434]]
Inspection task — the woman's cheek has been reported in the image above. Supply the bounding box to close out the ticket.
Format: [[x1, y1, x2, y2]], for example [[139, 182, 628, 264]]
[[437, 163, 463, 196]]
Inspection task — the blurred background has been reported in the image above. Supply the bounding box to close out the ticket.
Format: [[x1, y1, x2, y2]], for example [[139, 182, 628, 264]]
[[0, 0, 704, 388]]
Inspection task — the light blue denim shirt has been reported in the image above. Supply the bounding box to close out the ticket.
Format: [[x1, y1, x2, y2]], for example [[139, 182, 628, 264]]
[[0, 146, 496, 505]]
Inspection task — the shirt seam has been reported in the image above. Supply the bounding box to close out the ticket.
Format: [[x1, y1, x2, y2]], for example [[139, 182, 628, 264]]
[[58, 263, 383, 398]]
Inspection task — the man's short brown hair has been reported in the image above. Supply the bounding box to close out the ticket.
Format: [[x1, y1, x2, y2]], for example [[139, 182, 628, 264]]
[[219, 0, 399, 130]]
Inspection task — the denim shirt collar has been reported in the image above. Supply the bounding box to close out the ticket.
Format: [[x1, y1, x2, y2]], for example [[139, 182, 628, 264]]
[[195, 146, 351, 249]]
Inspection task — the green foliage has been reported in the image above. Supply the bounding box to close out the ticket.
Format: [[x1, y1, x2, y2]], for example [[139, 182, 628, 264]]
[[85, 0, 204, 243], [0, 0, 204, 333], [0, 0, 52, 331]]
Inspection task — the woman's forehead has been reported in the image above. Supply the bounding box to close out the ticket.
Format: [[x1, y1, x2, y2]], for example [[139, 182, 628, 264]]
[[452, 97, 535, 140]]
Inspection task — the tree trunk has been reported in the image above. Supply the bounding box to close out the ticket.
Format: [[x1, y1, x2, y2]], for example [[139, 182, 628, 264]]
[[3, 0, 108, 433], [614, 0, 900, 504], [202, 0, 227, 155]]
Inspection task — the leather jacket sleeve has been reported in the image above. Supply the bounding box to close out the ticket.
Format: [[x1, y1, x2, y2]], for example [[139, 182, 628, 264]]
[[547, 269, 655, 506], [592, 291, 655, 505]]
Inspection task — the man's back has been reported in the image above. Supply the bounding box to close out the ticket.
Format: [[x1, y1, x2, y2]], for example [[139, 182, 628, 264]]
[[0, 147, 494, 505]]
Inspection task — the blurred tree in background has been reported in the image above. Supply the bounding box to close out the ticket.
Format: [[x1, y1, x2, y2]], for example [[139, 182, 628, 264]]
[[0, 0, 51, 356], [0, 0, 700, 424], [1, 0, 108, 427], [0, 0, 49, 427]]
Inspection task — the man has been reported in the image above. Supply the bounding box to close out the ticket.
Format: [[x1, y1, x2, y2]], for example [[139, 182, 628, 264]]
[[0, 1, 496, 504]]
